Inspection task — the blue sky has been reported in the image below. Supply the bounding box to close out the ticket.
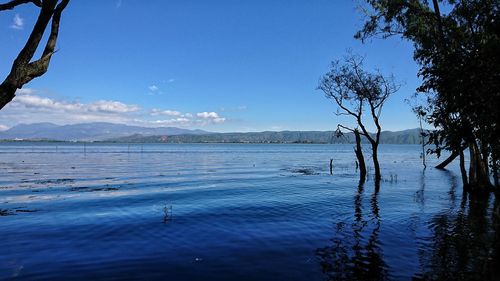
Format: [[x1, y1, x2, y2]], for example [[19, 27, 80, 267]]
[[0, 0, 421, 132]]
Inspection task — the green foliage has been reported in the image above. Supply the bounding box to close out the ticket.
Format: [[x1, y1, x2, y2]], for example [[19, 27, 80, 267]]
[[357, 0, 499, 186]]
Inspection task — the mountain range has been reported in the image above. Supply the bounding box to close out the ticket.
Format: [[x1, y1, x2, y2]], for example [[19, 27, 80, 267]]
[[106, 129, 424, 144], [0, 122, 425, 144], [0, 122, 208, 141]]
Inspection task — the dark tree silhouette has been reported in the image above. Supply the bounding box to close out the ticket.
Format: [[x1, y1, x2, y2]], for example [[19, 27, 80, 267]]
[[354, 129, 367, 183], [0, 0, 69, 110], [316, 183, 389, 280], [319, 53, 399, 182], [356, 0, 499, 192]]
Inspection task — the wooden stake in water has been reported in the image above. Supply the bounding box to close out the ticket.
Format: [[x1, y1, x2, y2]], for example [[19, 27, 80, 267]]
[[163, 205, 173, 223], [330, 159, 333, 175]]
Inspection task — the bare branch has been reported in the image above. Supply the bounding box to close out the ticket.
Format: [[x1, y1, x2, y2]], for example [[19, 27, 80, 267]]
[[0, 0, 41, 11], [337, 124, 356, 133]]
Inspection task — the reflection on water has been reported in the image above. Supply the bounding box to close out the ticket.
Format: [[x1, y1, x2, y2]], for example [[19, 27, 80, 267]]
[[414, 192, 500, 281], [316, 182, 389, 281], [0, 143, 499, 280], [317, 174, 499, 281]]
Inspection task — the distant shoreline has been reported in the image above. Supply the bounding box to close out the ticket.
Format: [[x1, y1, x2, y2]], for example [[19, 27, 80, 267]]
[[0, 139, 422, 145], [0, 122, 427, 144]]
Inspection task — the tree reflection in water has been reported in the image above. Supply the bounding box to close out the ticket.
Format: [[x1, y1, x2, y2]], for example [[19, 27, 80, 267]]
[[414, 191, 500, 281], [316, 181, 390, 281], [316, 173, 500, 281]]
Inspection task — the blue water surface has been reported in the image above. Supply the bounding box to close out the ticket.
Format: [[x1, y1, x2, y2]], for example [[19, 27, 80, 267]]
[[0, 143, 497, 280]]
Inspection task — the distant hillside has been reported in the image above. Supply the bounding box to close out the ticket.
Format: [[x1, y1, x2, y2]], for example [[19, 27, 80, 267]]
[[105, 129, 425, 144], [0, 122, 209, 141]]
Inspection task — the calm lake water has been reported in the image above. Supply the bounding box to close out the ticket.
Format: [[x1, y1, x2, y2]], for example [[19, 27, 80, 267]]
[[0, 143, 498, 280]]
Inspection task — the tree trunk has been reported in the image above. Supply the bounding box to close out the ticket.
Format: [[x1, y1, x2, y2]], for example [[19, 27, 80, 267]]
[[0, 83, 17, 110], [419, 117, 426, 169], [354, 129, 366, 184], [459, 148, 468, 190], [492, 152, 499, 188], [372, 143, 381, 182], [435, 147, 466, 169], [469, 140, 492, 192]]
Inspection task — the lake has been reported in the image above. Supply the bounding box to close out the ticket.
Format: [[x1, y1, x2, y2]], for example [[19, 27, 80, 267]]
[[0, 143, 498, 280]]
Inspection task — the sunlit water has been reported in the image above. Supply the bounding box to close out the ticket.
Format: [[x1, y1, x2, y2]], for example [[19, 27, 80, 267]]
[[0, 143, 498, 280]]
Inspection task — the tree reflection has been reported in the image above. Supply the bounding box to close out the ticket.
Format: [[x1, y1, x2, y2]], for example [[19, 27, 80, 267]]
[[316, 173, 500, 281], [316, 181, 389, 280], [414, 191, 500, 281]]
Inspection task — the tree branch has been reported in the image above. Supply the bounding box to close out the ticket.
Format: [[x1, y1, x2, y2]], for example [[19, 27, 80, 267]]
[[22, 0, 69, 84], [10, 0, 57, 74], [337, 124, 356, 133], [1, 0, 69, 110], [0, 0, 41, 11]]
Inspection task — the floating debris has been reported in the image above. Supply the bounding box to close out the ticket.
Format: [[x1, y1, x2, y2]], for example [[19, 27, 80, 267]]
[[0, 209, 14, 216], [69, 186, 119, 192], [34, 178, 74, 185], [290, 167, 319, 176], [15, 209, 38, 213]]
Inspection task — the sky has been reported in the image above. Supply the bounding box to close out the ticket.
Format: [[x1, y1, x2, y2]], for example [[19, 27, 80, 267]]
[[0, 0, 422, 132]]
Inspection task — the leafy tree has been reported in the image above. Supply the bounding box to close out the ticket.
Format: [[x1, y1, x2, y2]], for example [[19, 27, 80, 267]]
[[319, 53, 399, 183], [0, 0, 70, 110], [356, 0, 499, 191]]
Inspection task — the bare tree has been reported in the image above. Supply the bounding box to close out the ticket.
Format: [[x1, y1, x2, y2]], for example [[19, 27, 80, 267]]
[[319, 54, 399, 182], [0, 0, 69, 110]]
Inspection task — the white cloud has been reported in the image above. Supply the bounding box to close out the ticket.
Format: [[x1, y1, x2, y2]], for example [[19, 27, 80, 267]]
[[15, 95, 82, 111], [148, 111, 226, 126], [150, 110, 226, 125], [212, 118, 226, 124], [14, 95, 139, 114], [0, 91, 227, 129], [197, 112, 219, 119], [88, 100, 140, 113], [147, 85, 164, 96], [151, 109, 182, 116], [143, 110, 227, 127], [10, 14, 24, 30], [196, 111, 226, 124], [0, 125, 9, 131], [0, 94, 140, 127], [15, 88, 35, 95]]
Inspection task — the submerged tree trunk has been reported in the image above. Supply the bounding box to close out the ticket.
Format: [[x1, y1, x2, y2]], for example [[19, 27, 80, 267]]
[[492, 152, 499, 188], [372, 142, 381, 182], [419, 117, 426, 169], [459, 148, 468, 190], [354, 129, 366, 184], [468, 140, 492, 192]]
